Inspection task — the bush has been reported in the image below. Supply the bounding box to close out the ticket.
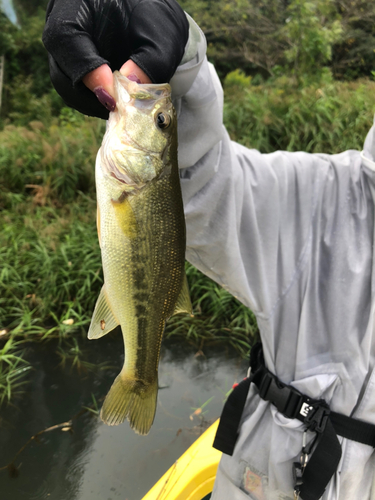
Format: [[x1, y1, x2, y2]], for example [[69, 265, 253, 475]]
[[0, 117, 104, 208], [223, 71, 375, 153]]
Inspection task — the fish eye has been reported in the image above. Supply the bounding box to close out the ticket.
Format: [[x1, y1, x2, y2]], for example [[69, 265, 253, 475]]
[[156, 112, 171, 130]]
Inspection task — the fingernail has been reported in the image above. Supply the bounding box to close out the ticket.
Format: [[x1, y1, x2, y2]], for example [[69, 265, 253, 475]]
[[94, 87, 116, 112], [127, 73, 142, 83]]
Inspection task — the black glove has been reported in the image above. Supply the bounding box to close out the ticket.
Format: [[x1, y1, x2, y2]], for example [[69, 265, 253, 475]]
[[43, 0, 189, 119]]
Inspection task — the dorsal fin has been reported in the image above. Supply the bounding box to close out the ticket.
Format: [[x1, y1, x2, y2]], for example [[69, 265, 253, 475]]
[[88, 285, 120, 340]]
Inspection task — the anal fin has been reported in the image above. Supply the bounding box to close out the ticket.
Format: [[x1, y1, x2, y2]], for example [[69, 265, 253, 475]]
[[88, 285, 119, 340], [172, 272, 193, 316]]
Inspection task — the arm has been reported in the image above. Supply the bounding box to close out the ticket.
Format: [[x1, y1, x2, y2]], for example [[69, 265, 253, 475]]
[[172, 20, 323, 316]]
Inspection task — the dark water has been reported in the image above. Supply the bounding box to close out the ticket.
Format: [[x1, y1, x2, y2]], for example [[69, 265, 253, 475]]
[[0, 335, 246, 500]]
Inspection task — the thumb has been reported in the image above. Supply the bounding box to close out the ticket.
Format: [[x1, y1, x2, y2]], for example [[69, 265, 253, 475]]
[[119, 60, 152, 83]]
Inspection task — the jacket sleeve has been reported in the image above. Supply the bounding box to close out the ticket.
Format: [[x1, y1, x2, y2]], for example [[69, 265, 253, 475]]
[[173, 16, 326, 317]]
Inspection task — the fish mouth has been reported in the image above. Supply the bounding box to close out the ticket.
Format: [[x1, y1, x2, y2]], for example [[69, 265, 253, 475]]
[[114, 72, 171, 104]]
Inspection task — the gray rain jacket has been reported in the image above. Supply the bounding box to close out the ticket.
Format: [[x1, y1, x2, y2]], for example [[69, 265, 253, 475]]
[[173, 16, 375, 500]]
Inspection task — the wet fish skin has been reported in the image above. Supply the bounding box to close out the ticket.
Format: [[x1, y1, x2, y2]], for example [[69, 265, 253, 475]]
[[88, 72, 192, 435]]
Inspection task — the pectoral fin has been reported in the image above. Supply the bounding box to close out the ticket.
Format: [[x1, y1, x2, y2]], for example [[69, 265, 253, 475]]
[[88, 285, 119, 339], [172, 272, 193, 316]]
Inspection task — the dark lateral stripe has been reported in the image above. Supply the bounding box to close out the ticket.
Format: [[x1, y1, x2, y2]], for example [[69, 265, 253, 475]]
[[136, 304, 147, 316], [135, 316, 150, 378], [134, 292, 148, 302]]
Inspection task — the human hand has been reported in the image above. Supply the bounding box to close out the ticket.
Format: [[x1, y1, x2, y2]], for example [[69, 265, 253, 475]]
[[43, 0, 189, 119]]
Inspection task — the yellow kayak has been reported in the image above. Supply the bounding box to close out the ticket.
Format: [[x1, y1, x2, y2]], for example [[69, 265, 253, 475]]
[[141, 419, 221, 500]]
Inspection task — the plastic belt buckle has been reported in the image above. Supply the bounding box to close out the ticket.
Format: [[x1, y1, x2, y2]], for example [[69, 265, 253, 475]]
[[304, 403, 330, 433], [258, 371, 303, 419]]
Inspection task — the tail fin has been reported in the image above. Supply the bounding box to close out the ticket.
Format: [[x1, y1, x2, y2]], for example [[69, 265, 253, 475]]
[[100, 372, 158, 435]]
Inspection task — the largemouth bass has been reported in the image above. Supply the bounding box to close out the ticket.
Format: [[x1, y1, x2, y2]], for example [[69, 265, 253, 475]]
[[88, 72, 192, 435]]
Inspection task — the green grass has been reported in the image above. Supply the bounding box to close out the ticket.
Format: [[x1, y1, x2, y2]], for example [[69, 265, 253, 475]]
[[0, 337, 31, 405], [2, 73, 375, 404], [0, 201, 102, 336]]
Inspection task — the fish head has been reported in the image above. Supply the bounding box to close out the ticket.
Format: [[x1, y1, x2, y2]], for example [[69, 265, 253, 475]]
[[100, 72, 176, 187]]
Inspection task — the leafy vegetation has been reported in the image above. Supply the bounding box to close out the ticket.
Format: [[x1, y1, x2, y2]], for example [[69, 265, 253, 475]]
[[224, 70, 375, 153], [180, 0, 375, 80]]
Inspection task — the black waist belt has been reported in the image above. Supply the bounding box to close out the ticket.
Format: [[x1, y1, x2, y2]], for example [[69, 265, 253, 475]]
[[213, 343, 375, 500]]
